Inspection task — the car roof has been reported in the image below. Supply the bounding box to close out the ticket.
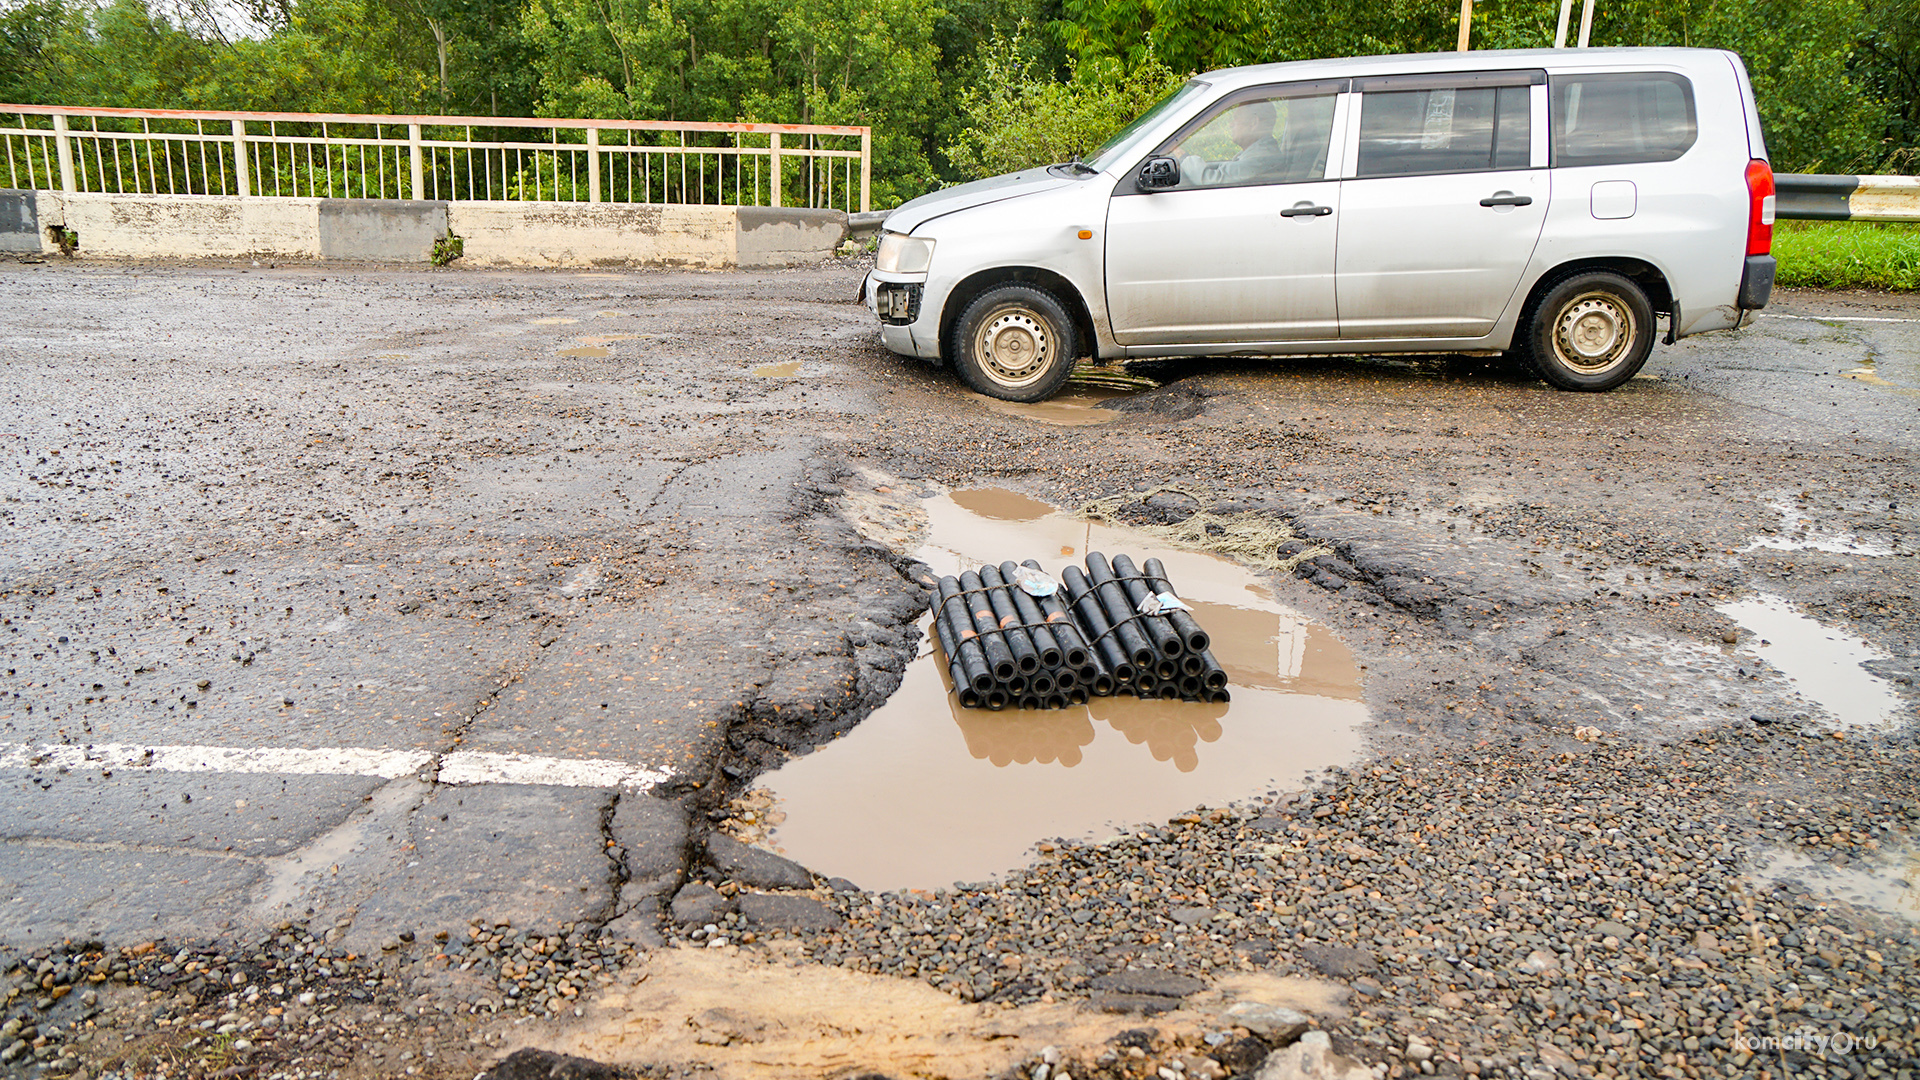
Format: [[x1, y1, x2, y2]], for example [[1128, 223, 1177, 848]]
[[1194, 47, 1732, 90]]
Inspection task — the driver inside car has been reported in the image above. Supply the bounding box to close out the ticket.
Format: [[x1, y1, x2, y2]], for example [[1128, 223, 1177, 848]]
[[1179, 99, 1282, 186]]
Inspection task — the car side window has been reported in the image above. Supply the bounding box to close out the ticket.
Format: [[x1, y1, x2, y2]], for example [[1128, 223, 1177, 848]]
[[1551, 73, 1697, 167], [1160, 88, 1340, 189], [1355, 74, 1537, 178]]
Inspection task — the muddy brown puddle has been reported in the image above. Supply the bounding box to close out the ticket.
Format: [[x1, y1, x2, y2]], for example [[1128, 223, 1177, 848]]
[[752, 487, 1368, 892], [974, 386, 1133, 426]]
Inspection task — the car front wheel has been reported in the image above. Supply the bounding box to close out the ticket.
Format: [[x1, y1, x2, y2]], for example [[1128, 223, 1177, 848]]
[[949, 284, 1079, 402], [1523, 271, 1656, 391]]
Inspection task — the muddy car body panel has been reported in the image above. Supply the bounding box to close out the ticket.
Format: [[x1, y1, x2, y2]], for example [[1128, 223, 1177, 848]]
[[865, 46, 1776, 399]]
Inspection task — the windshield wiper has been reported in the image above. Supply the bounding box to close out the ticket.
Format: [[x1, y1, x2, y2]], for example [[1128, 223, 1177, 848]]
[[1060, 160, 1100, 175]]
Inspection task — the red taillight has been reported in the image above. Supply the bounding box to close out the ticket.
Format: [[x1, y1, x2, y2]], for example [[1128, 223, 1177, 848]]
[[1745, 159, 1775, 256]]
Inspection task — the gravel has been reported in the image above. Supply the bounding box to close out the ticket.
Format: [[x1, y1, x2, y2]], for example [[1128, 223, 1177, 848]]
[[2, 917, 639, 1078], [770, 717, 1919, 1078]]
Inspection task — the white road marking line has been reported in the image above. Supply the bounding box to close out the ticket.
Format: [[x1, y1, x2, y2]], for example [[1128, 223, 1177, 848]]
[[0, 742, 668, 791], [0, 743, 431, 777], [1762, 312, 1920, 324], [438, 751, 671, 790]]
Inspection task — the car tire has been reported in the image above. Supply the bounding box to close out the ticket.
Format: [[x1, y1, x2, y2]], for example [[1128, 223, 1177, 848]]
[[1522, 271, 1656, 391], [949, 284, 1079, 402]]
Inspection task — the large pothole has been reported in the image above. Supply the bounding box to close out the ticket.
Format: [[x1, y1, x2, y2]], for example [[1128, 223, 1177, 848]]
[[741, 485, 1369, 893]]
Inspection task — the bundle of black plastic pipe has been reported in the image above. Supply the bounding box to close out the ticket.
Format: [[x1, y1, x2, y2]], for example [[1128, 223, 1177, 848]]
[[935, 576, 1008, 685], [1024, 560, 1116, 696], [1059, 565, 1137, 685], [1095, 551, 1232, 703], [931, 553, 1228, 708], [931, 566, 1083, 709]]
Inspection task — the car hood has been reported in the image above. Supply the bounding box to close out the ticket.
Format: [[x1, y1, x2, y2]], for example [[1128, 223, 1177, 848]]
[[883, 168, 1081, 234]]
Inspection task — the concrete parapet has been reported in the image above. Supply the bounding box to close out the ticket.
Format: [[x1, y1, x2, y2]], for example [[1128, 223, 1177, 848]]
[[319, 200, 449, 262], [736, 206, 852, 268], [449, 202, 738, 268], [41, 192, 324, 259], [0, 190, 40, 253], [19, 191, 850, 267]]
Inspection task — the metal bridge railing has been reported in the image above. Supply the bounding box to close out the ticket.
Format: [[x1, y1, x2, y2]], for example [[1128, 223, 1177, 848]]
[[1, 105, 871, 213]]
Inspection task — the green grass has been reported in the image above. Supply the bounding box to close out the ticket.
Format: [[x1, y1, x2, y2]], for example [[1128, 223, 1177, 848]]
[[1772, 219, 1920, 290]]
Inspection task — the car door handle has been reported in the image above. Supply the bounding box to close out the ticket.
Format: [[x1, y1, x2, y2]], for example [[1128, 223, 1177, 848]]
[[1480, 193, 1533, 207], [1281, 203, 1333, 217]]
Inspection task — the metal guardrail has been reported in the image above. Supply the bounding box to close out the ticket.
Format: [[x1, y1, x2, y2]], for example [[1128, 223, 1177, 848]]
[[1777, 174, 1920, 223], [1, 105, 871, 213]]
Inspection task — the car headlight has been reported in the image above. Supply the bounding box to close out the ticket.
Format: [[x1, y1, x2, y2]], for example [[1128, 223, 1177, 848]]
[[876, 232, 935, 274]]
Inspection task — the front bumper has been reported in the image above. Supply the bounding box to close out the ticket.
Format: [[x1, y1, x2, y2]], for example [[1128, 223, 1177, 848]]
[[864, 270, 940, 360]]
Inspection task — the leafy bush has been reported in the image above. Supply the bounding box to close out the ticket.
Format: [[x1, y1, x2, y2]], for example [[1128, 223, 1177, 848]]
[[942, 35, 1185, 180]]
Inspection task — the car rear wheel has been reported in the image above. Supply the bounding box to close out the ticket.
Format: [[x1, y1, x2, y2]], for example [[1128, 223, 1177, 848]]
[[950, 284, 1079, 402], [1523, 272, 1656, 391]]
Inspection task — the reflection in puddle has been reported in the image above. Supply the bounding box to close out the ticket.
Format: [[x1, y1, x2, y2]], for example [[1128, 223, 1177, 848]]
[[1741, 497, 1897, 556], [531, 317, 578, 325], [559, 346, 611, 358], [1720, 594, 1903, 728], [755, 487, 1367, 892], [753, 361, 804, 378], [1749, 844, 1920, 923]]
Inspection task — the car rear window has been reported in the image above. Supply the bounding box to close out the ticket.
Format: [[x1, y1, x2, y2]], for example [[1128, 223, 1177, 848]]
[[1551, 72, 1697, 167]]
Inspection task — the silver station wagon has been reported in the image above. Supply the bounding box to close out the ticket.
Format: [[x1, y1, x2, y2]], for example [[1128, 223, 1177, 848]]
[[864, 47, 1777, 401]]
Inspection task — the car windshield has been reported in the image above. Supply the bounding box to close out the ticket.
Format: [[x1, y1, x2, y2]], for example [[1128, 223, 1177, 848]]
[[1084, 79, 1210, 173]]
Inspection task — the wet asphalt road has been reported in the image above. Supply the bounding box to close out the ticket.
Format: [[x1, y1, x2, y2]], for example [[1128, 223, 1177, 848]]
[[1, 259, 1914, 965]]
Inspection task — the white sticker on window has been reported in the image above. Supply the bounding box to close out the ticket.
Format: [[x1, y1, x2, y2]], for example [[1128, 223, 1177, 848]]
[[1421, 89, 1456, 149]]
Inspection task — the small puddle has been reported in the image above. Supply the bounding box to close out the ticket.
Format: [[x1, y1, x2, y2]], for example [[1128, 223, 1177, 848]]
[[976, 386, 1133, 427], [1741, 497, 1897, 556], [1719, 594, 1904, 728], [751, 487, 1368, 892], [1748, 843, 1920, 923], [558, 335, 640, 359], [531, 317, 578, 325], [972, 364, 1160, 427], [753, 361, 804, 378]]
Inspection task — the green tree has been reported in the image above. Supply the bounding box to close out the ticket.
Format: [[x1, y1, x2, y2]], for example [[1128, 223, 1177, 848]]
[[522, 0, 946, 205], [943, 33, 1184, 177], [1856, 0, 1920, 170]]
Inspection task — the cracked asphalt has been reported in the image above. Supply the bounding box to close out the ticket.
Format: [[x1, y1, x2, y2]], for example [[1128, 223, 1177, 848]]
[[0, 258, 1915, 1078]]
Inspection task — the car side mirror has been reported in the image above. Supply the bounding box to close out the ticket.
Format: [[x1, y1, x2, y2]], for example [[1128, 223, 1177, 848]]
[[1136, 156, 1179, 192]]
